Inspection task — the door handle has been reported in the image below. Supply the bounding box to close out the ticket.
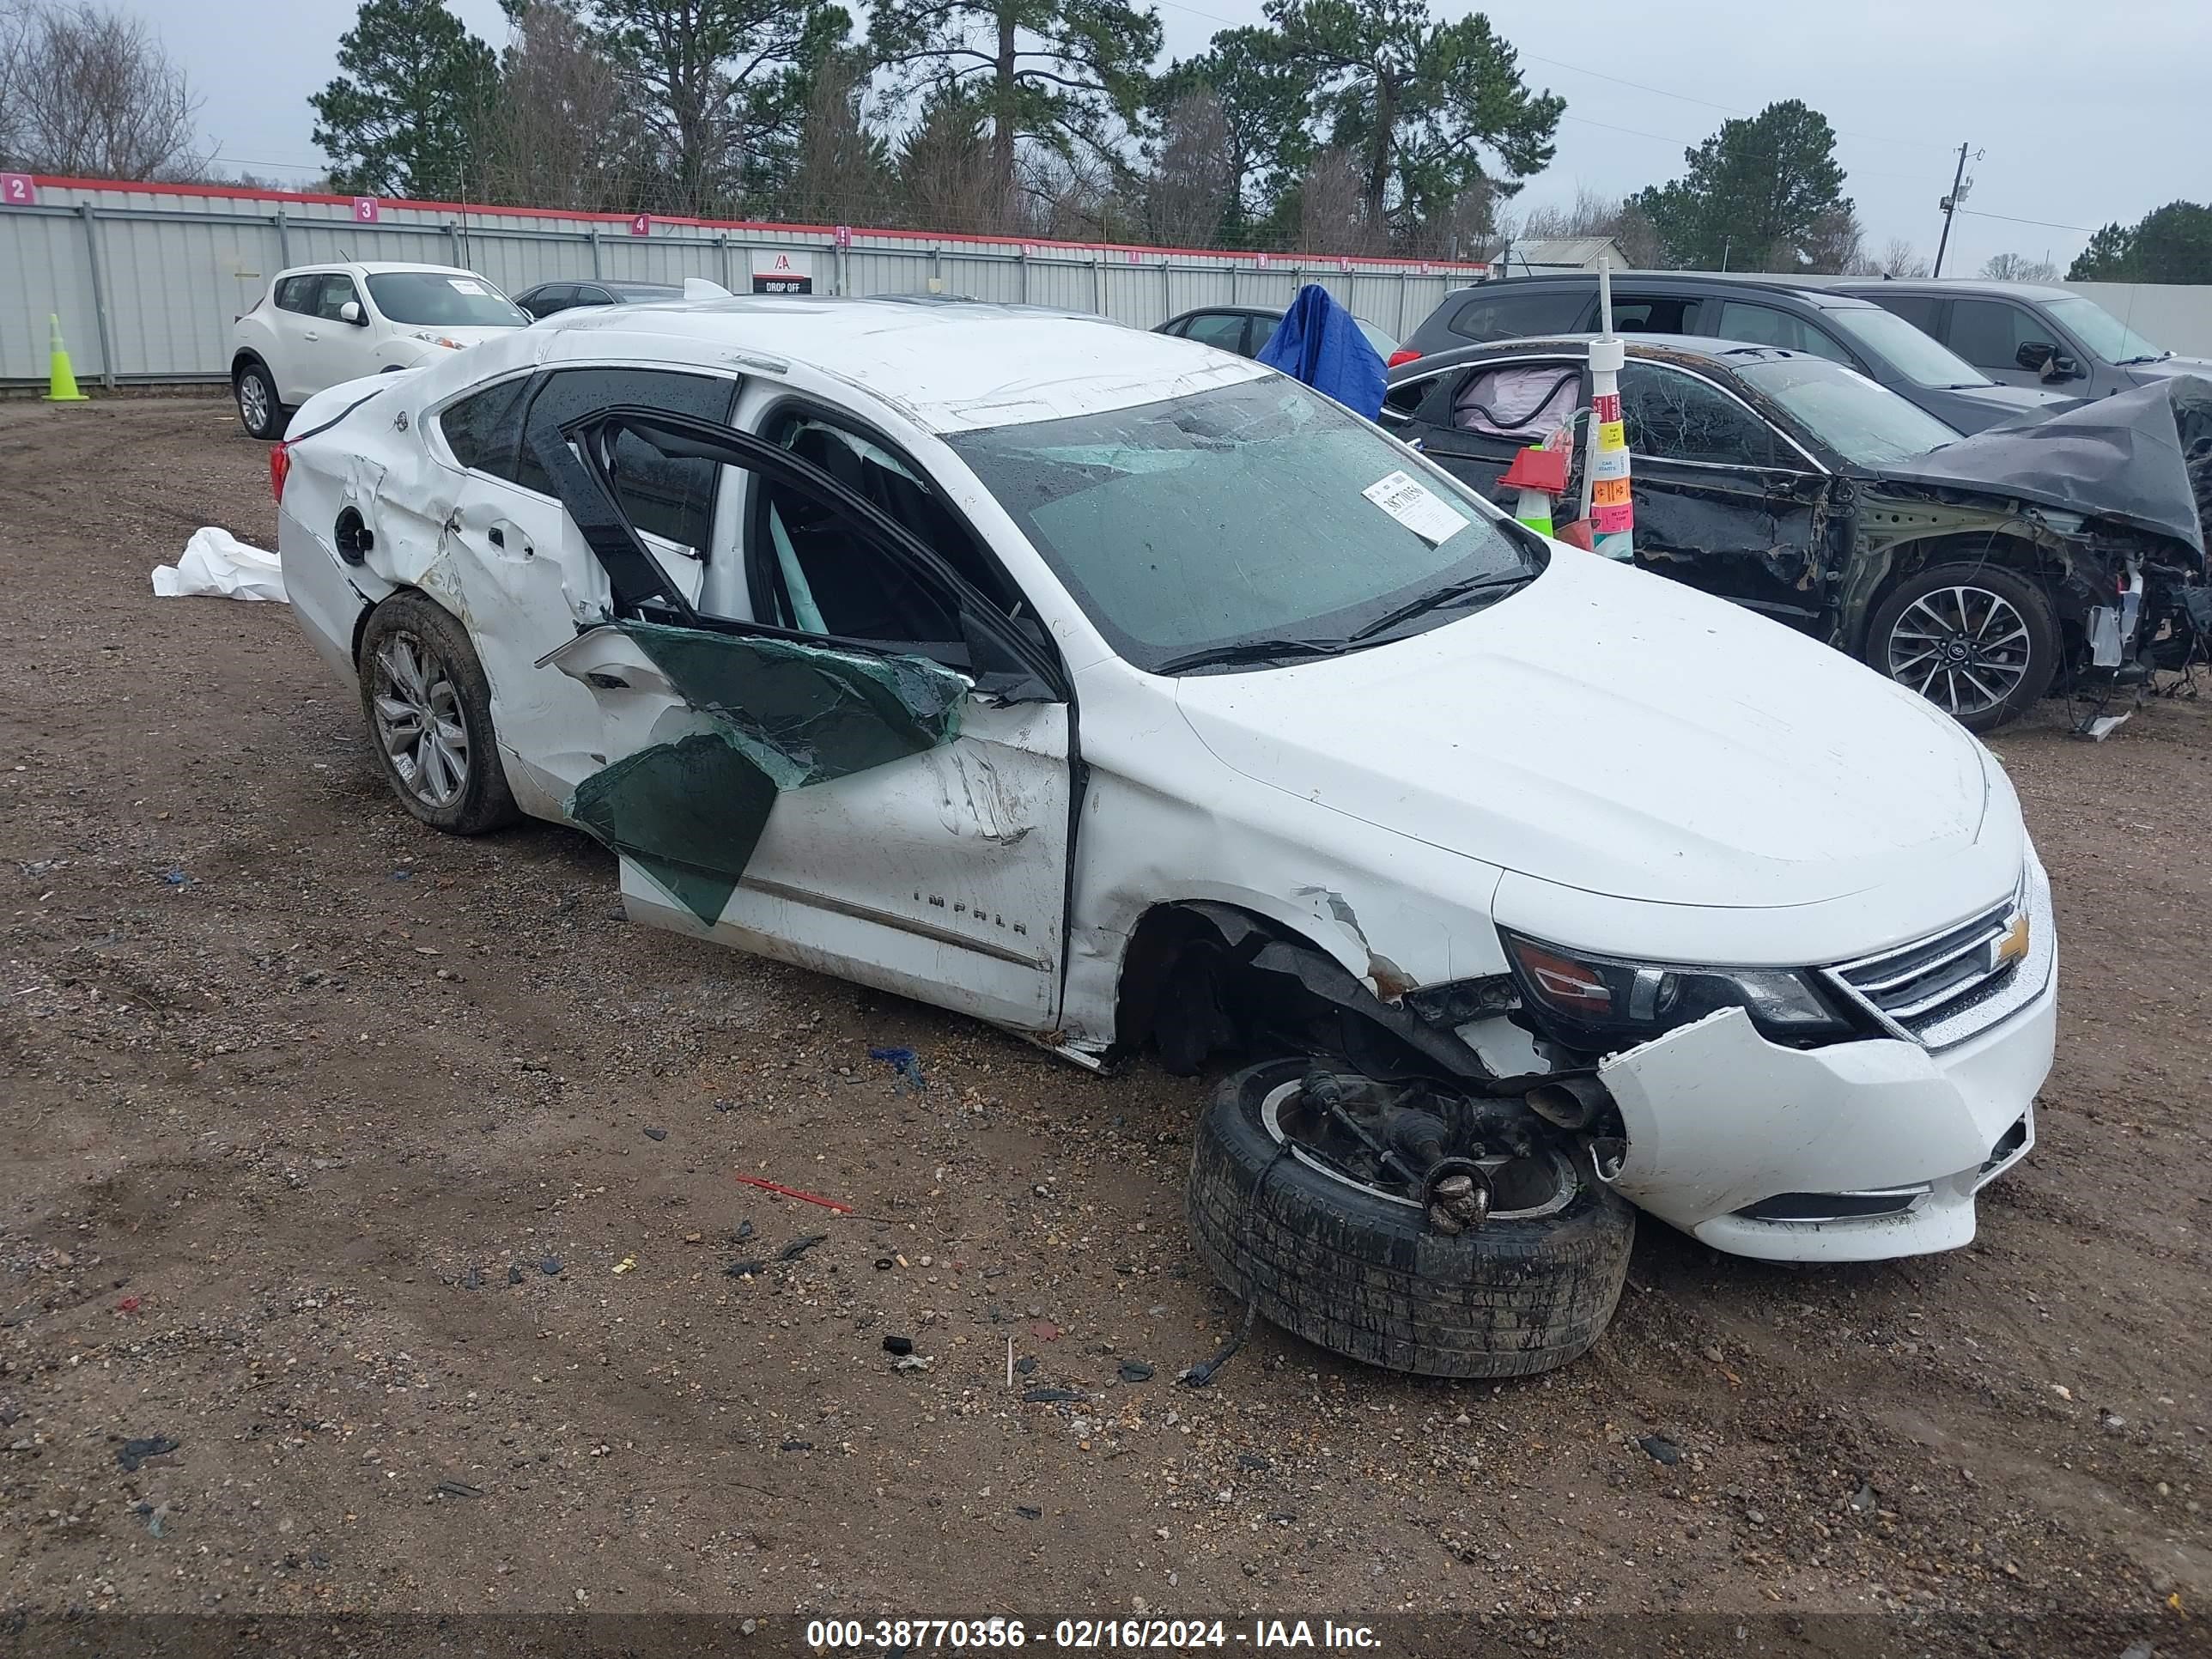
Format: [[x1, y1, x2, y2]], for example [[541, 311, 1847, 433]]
[[487, 526, 504, 547], [302, 331, 320, 341]]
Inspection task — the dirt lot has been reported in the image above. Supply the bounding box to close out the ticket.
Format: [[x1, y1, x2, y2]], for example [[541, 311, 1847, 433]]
[[0, 397, 2207, 1655]]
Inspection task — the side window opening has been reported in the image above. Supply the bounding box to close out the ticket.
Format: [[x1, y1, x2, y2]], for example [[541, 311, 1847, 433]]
[[1617, 363, 1778, 466], [1446, 289, 1589, 343], [1449, 363, 1581, 441], [274, 275, 317, 313], [754, 413, 1019, 640]]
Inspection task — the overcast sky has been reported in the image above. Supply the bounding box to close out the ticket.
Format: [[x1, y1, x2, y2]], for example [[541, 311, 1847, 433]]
[[118, 0, 2209, 274]]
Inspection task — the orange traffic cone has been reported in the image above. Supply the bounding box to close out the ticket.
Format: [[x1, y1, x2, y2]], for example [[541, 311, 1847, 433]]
[[45, 314, 88, 402]]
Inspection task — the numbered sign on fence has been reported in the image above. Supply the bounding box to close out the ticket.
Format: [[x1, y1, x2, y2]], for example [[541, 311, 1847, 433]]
[[833, 225, 853, 251], [1, 173, 36, 207], [629, 213, 651, 236], [350, 197, 379, 223]]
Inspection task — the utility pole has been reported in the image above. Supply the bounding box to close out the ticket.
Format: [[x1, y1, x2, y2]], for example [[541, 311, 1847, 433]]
[[1933, 142, 1982, 278]]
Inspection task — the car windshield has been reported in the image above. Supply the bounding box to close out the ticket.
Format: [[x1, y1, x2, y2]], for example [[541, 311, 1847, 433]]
[[1735, 356, 1960, 467], [366, 272, 527, 328], [609, 284, 680, 302], [1825, 305, 1994, 389], [2043, 295, 2168, 364], [947, 374, 1540, 672]]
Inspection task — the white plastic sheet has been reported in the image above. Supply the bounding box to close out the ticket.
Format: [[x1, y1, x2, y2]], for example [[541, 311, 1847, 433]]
[[152, 527, 288, 603]]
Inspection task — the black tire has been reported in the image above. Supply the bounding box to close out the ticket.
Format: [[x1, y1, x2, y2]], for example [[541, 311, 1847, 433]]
[[356, 592, 521, 836], [1187, 1059, 1635, 1378], [233, 357, 286, 440], [1864, 562, 2059, 733]]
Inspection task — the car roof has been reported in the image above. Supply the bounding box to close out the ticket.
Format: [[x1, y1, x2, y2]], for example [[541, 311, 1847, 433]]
[[1394, 333, 1810, 373], [1446, 272, 1881, 311], [1829, 278, 2075, 301], [539, 295, 1266, 433], [280, 261, 485, 278]]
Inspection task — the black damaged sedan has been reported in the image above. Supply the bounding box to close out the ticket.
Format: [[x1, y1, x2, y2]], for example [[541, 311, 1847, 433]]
[[1384, 337, 2212, 732]]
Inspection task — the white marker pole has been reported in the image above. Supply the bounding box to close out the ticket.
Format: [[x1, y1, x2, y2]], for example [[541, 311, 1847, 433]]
[[1583, 258, 1635, 561]]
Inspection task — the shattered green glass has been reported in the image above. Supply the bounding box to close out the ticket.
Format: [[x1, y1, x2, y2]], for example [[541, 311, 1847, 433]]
[[567, 621, 969, 925]]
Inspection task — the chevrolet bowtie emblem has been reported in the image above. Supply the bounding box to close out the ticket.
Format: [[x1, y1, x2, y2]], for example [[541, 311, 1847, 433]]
[[1990, 914, 2030, 969]]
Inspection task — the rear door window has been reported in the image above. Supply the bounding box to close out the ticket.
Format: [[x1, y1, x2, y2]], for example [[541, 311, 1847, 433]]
[[1446, 289, 1589, 343], [515, 368, 740, 552], [1617, 362, 1780, 466], [1610, 294, 1701, 334], [274, 275, 319, 313], [1869, 293, 1941, 333]]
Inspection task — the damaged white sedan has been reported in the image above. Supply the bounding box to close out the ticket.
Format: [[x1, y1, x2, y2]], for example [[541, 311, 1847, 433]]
[[276, 295, 2055, 1377]]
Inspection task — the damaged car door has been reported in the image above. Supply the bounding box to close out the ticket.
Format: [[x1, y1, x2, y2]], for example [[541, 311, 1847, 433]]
[[1613, 361, 1839, 632], [532, 406, 1075, 1030]]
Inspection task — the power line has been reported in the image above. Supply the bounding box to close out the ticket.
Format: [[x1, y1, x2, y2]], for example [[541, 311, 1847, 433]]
[[1955, 205, 2099, 234]]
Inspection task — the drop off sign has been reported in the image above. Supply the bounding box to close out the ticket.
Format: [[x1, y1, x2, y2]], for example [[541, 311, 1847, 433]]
[[751, 251, 815, 295]]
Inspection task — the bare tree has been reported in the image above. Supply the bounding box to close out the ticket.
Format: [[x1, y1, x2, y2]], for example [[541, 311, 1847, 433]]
[[1981, 252, 2057, 283], [0, 0, 201, 179], [484, 2, 645, 211], [1847, 236, 1929, 278], [1295, 148, 1381, 255], [1498, 184, 1660, 267], [1143, 86, 1233, 247], [1799, 204, 1863, 275]]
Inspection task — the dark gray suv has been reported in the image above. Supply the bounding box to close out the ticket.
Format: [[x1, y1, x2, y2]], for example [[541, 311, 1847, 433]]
[[1827, 280, 2212, 401], [1403, 273, 2074, 432]]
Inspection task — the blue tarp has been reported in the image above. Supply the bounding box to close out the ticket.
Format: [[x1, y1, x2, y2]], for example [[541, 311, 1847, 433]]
[[1255, 283, 1387, 421]]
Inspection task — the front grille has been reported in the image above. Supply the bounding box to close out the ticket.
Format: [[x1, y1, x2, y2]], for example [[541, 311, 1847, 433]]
[[1826, 856, 2055, 1050]]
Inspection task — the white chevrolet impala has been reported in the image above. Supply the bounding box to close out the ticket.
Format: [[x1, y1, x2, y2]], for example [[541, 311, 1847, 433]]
[[272, 295, 2055, 1370]]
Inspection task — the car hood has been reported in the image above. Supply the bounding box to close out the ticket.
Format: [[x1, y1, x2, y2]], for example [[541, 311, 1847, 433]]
[[2128, 354, 2212, 382], [1881, 374, 2212, 556], [1945, 381, 2075, 415], [1173, 550, 1995, 910]]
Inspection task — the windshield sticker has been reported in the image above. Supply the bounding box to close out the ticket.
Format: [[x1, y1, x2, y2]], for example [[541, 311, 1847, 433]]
[[1362, 470, 1468, 545], [447, 278, 488, 295]]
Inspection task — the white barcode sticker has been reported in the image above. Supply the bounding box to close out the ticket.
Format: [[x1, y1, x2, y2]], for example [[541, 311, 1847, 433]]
[[1362, 470, 1468, 545]]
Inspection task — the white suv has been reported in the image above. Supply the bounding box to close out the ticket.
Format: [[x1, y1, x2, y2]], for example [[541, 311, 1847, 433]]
[[230, 261, 528, 438]]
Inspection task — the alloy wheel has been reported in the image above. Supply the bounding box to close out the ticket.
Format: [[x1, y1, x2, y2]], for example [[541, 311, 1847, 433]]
[[237, 373, 270, 433], [369, 631, 470, 809], [1885, 585, 2033, 718]]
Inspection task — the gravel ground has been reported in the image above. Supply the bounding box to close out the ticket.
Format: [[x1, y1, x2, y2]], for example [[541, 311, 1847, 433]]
[[0, 398, 2207, 1656]]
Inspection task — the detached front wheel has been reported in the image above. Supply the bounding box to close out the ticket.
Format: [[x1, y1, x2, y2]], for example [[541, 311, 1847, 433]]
[[1866, 563, 2058, 732], [1187, 1060, 1635, 1378]]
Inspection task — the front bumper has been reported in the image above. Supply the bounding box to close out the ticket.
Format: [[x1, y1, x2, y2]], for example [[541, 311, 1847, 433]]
[[1594, 967, 2055, 1263]]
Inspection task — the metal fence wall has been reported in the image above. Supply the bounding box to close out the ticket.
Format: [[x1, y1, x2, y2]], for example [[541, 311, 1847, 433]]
[[0, 177, 1486, 389]]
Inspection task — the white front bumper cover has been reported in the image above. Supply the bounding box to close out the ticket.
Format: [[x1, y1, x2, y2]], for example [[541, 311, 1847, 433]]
[[1592, 862, 2056, 1264]]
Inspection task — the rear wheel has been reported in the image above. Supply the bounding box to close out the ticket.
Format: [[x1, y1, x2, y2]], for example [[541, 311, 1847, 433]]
[[234, 359, 285, 440], [357, 593, 520, 835], [1865, 562, 2058, 732]]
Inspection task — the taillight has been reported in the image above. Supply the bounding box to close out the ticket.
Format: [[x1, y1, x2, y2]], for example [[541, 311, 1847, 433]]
[[1387, 348, 1421, 368], [269, 441, 289, 503]]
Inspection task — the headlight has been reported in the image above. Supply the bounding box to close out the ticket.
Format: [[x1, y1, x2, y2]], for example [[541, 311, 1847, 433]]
[[1501, 931, 1854, 1047]]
